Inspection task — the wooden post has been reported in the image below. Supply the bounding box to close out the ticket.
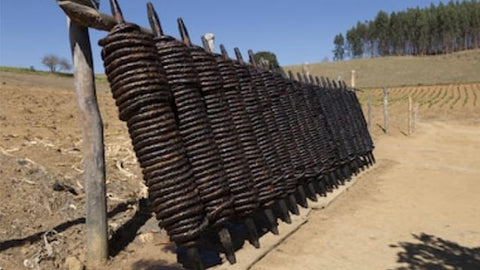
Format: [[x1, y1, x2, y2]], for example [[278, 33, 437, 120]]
[[203, 33, 215, 53], [302, 63, 310, 78], [413, 103, 419, 133], [383, 87, 389, 135], [351, 70, 356, 88], [68, 18, 108, 267], [408, 95, 412, 136], [367, 95, 372, 131]]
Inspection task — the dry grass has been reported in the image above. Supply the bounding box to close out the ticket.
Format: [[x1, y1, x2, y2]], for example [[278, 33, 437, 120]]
[[284, 49, 480, 88]]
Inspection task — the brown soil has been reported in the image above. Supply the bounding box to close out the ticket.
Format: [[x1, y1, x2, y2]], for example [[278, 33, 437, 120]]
[[0, 71, 179, 270], [1, 71, 479, 269]]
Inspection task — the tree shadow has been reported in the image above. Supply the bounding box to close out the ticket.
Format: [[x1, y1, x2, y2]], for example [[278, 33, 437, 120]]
[[0, 199, 138, 252], [390, 233, 480, 270]]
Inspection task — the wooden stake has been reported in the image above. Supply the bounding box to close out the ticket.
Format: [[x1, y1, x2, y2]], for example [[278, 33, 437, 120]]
[[368, 95, 372, 131], [408, 95, 412, 136], [58, 0, 151, 34], [351, 70, 356, 88], [413, 103, 419, 133], [383, 87, 389, 135], [68, 18, 108, 267]]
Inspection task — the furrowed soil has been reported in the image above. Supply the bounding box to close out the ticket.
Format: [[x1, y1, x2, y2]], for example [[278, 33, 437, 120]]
[[1, 71, 479, 269]]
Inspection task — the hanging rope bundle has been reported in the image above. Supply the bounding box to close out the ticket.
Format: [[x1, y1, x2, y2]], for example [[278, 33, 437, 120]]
[[146, 3, 236, 264], [99, 18, 206, 262], [336, 82, 363, 172], [177, 19, 261, 248], [288, 71, 323, 171], [315, 78, 349, 173], [213, 46, 279, 234], [267, 69, 319, 201], [333, 80, 357, 167], [345, 85, 375, 164], [312, 77, 342, 171], [254, 61, 311, 206], [246, 51, 297, 211], [285, 72, 328, 193], [230, 48, 292, 222], [295, 75, 339, 189], [278, 74, 318, 177], [302, 75, 338, 173]]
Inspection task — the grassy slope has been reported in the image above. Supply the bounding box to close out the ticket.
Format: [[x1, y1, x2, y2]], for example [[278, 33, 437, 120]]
[[0, 66, 108, 83], [283, 49, 480, 88], [4, 49, 480, 89]]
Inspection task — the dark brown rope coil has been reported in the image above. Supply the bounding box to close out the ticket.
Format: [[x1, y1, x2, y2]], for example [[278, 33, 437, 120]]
[[151, 33, 233, 227], [312, 77, 343, 170], [247, 63, 291, 199], [230, 56, 279, 205], [272, 72, 318, 178], [336, 83, 363, 161], [214, 52, 275, 207], [301, 76, 338, 170], [256, 68, 302, 195], [327, 79, 355, 163], [348, 88, 374, 154], [331, 81, 357, 162], [337, 82, 374, 168], [286, 75, 328, 174], [314, 78, 349, 167], [346, 84, 373, 156], [188, 44, 259, 217], [99, 22, 207, 247]]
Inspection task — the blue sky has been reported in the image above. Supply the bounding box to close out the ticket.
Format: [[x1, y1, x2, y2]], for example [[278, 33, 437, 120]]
[[0, 0, 443, 73]]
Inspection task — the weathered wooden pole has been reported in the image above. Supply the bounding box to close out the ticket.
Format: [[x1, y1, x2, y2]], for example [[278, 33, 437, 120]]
[[413, 103, 419, 133], [368, 95, 372, 131], [408, 95, 412, 136], [67, 5, 108, 268], [203, 33, 215, 53], [383, 87, 389, 135], [351, 70, 356, 88]]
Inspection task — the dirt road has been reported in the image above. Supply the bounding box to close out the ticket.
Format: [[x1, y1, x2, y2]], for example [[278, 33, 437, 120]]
[[253, 121, 480, 270]]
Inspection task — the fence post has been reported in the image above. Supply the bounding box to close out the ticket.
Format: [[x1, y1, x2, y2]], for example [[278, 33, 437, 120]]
[[383, 87, 389, 134], [413, 103, 419, 133], [368, 95, 372, 131], [408, 95, 412, 136], [351, 70, 356, 88], [68, 18, 108, 267]]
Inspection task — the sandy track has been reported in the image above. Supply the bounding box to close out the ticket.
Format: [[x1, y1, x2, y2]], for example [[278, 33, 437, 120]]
[[252, 121, 480, 270]]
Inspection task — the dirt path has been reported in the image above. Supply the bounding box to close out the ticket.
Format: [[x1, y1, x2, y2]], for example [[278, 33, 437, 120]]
[[252, 121, 480, 270]]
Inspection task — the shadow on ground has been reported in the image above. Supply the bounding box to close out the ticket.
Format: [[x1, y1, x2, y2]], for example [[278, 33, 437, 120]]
[[132, 259, 183, 270], [390, 233, 480, 270], [0, 199, 138, 252]]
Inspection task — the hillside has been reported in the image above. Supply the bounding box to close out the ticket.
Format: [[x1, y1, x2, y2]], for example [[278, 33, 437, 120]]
[[284, 49, 480, 88]]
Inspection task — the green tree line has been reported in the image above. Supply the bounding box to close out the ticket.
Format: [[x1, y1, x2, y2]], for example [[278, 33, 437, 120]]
[[333, 0, 480, 60]]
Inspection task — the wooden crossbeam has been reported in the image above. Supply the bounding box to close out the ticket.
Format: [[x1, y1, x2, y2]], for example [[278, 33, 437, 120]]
[[58, 0, 152, 34]]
